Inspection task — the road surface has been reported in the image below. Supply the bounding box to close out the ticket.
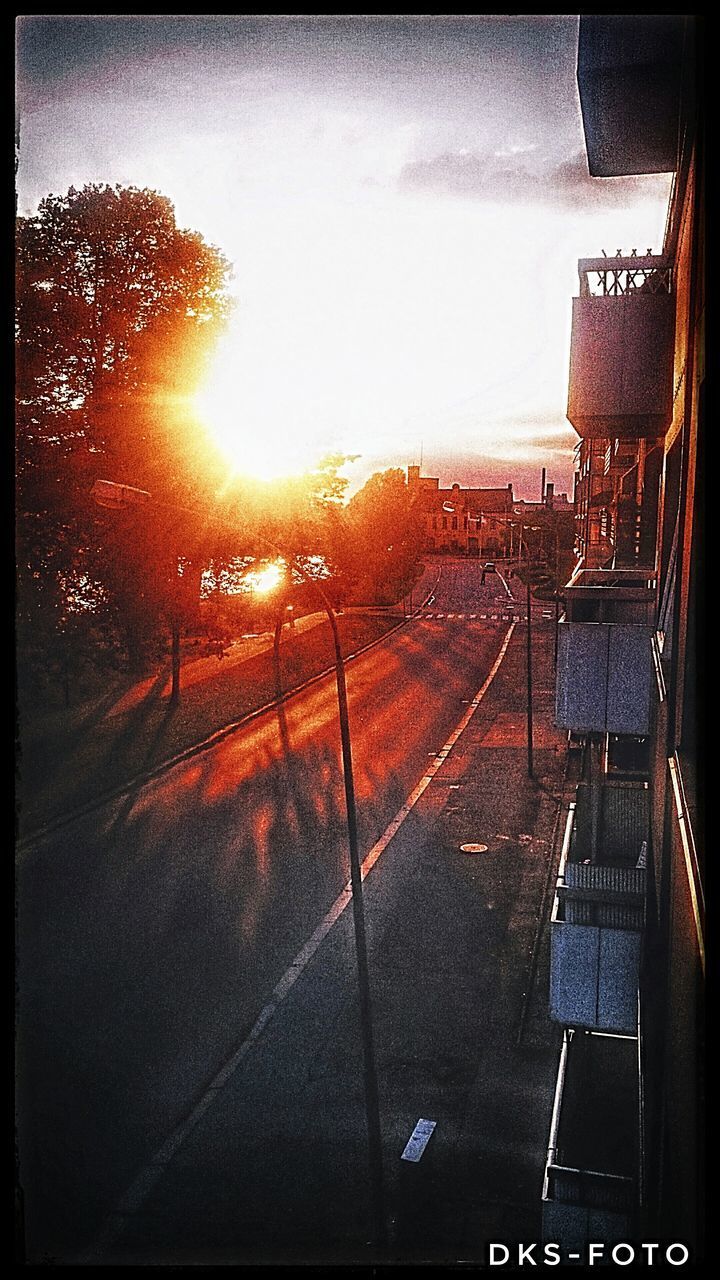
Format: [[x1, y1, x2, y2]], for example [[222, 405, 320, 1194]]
[[16, 557, 539, 1260]]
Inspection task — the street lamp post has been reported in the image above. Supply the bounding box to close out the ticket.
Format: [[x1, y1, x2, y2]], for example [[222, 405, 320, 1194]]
[[278, 556, 387, 1253], [521, 524, 533, 779], [554, 526, 561, 670], [91, 478, 388, 1252], [507, 519, 534, 780]]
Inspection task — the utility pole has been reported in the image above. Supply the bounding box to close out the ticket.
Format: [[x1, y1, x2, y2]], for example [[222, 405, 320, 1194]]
[[170, 609, 181, 705], [554, 526, 561, 669], [295, 569, 386, 1253], [588, 732, 603, 864], [523, 524, 533, 778]]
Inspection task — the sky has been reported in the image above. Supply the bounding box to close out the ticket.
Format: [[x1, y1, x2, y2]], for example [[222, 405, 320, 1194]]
[[15, 15, 673, 500]]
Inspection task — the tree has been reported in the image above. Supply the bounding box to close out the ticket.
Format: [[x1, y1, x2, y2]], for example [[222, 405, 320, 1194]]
[[16, 184, 232, 689], [342, 469, 424, 605], [16, 184, 231, 487]]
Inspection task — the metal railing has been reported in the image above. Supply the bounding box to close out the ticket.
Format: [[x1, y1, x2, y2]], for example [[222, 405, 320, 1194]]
[[578, 253, 672, 298]]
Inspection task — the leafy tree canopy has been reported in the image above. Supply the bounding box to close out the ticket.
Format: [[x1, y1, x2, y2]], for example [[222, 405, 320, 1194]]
[[16, 184, 233, 670], [341, 468, 424, 604], [17, 183, 231, 483]]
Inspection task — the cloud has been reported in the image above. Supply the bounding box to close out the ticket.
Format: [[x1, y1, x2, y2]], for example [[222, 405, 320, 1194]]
[[492, 409, 573, 431], [399, 148, 667, 209]]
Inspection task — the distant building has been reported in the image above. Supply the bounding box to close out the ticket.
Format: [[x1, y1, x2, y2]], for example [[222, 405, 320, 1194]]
[[407, 465, 514, 555], [543, 482, 572, 511]]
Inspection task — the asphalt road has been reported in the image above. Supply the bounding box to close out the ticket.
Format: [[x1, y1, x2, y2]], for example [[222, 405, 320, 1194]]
[[17, 557, 520, 1261]]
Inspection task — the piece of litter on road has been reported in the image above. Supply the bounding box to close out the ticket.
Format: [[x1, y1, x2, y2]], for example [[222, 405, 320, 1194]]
[[459, 843, 489, 854], [401, 1118, 437, 1163]]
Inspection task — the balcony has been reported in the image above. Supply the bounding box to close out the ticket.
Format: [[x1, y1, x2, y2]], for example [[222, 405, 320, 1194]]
[[556, 566, 655, 734], [550, 790, 647, 1034], [542, 1028, 638, 1249], [567, 256, 674, 440], [588, 486, 614, 509], [577, 15, 685, 177], [604, 440, 638, 477]]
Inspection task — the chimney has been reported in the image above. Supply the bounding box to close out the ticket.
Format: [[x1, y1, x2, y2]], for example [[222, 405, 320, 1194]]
[[408, 464, 420, 489], [546, 482, 555, 508], [541, 467, 546, 501]]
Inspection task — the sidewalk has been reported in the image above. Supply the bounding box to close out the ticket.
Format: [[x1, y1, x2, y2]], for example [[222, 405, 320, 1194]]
[[85, 612, 569, 1266]]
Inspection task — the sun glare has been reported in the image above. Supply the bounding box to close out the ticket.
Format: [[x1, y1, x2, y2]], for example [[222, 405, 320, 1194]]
[[245, 562, 284, 595], [194, 343, 328, 483]]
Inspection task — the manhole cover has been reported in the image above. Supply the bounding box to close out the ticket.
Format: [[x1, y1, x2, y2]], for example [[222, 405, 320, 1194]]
[[459, 843, 489, 854]]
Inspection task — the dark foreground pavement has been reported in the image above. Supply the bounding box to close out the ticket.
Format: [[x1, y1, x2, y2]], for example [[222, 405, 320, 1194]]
[[80, 612, 568, 1267]]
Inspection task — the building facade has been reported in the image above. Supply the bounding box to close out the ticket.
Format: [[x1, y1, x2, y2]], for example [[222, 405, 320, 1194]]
[[547, 15, 703, 1259], [407, 465, 515, 555]]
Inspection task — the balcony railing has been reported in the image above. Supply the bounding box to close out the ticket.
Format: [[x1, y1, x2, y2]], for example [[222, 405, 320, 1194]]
[[556, 622, 654, 734], [563, 566, 656, 615], [556, 566, 656, 733], [604, 441, 638, 477], [549, 790, 648, 1034], [542, 1028, 638, 1249], [567, 254, 674, 440], [580, 258, 672, 298]]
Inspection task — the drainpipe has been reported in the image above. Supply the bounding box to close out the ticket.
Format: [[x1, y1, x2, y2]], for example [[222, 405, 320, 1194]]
[[588, 733, 603, 864]]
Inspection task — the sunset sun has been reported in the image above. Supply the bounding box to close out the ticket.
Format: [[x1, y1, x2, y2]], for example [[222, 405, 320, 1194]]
[[194, 337, 338, 483], [194, 387, 308, 483]]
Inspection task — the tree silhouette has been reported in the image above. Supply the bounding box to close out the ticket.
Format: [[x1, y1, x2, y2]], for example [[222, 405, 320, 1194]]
[[16, 184, 232, 692]]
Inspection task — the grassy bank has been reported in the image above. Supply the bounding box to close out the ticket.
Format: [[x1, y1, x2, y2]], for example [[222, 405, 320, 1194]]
[[17, 611, 401, 839]]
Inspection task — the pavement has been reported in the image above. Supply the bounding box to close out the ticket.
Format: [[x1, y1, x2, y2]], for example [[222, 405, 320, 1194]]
[[76, 590, 569, 1266]]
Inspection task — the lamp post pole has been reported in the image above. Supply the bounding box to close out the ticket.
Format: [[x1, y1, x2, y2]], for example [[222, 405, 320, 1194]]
[[554, 526, 560, 670], [521, 523, 534, 779], [91, 479, 387, 1253], [282, 558, 387, 1253]]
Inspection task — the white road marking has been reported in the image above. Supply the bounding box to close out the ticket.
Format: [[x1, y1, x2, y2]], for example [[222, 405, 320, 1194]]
[[401, 1118, 437, 1162], [79, 621, 516, 1259]]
